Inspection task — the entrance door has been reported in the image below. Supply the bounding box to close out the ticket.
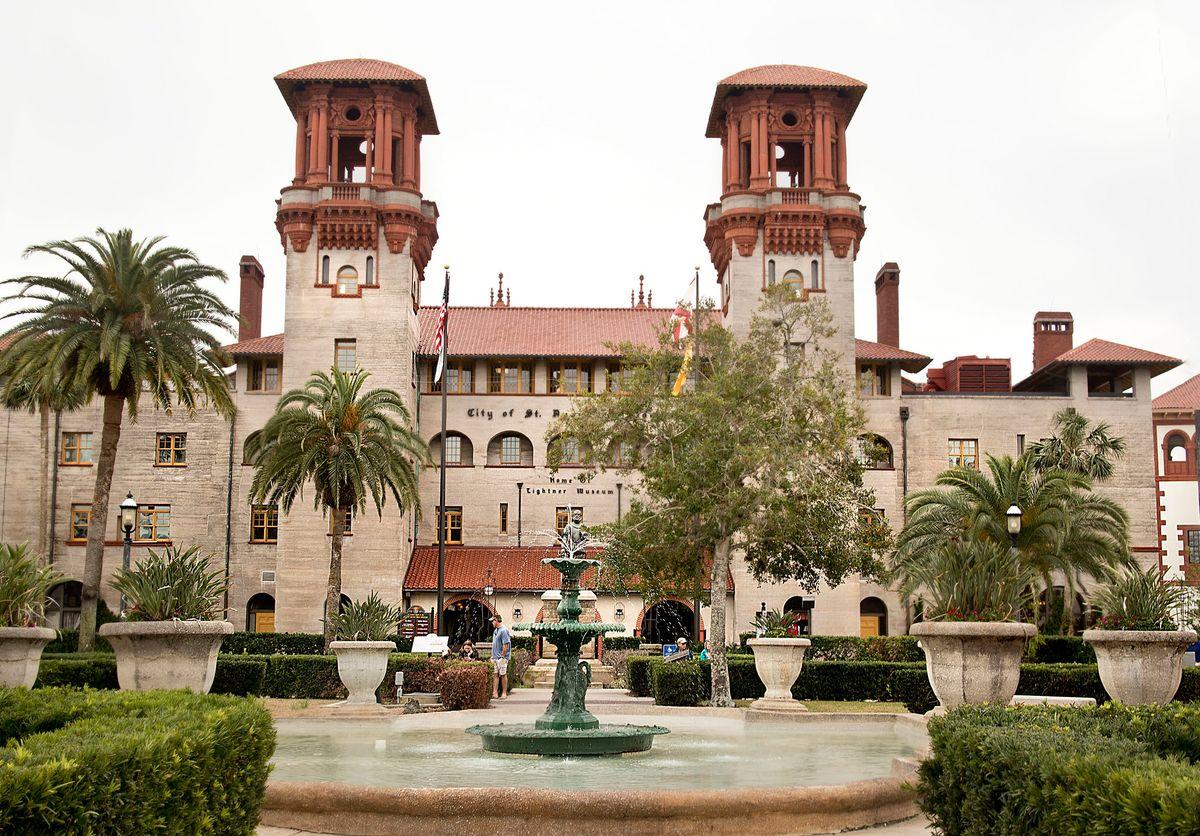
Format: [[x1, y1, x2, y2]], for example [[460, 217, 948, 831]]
[[859, 615, 881, 637], [254, 611, 276, 633]]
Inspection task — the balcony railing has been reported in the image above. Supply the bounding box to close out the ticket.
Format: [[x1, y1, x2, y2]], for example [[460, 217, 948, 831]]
[[330, 184, 366, 201], [777, 188, 820, 205]]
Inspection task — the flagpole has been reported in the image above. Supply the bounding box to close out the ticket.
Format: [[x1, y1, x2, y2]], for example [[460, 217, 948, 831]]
[[692, 266, 703, 644], [436, 267, 450, 634]]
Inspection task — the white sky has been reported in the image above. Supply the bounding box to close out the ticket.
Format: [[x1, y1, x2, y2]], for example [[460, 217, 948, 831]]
[[1, 1, 1197, 391]]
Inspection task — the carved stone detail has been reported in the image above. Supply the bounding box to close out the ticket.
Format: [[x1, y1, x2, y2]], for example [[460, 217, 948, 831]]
[[764, 207, 825, 255], [275, 205, 315, 253], [825, 209, 866, 259]]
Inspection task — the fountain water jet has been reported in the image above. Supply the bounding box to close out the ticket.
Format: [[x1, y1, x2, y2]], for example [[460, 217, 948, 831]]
[[466, 509, 668, 755]]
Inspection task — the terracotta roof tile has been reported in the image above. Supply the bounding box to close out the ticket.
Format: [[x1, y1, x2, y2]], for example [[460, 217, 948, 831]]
[[416, 307, 671, 358], [1034, 311, 1074, 320], [224, 333, 284, 357], [1153, 373, 1200, 412], [275, 58, 438, 134], [707, 65, 867, 136], [854, 338, 931, 373], [404, 546, 732, 592], [1053, 338, 1180, 371]]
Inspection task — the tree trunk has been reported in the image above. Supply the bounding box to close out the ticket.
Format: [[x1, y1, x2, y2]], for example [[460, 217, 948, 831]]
[[324, 506, 346, 652], [36, 402, 50, 558], [77, 394, 124, 653], [708, 536, 734, 707]]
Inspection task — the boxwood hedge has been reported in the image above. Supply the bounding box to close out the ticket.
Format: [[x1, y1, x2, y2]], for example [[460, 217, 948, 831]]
[[920, 703, 1200, 833], [0, 687, 274, 833]]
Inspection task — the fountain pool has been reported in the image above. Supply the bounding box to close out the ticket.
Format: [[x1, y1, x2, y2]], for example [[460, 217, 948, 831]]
[[270, 710, 926, 791]]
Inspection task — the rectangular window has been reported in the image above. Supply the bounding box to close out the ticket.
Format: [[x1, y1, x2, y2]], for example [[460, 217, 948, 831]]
[[499, 502, 509, 534], [429, 360, 474, 393], [443, 434, 462, 465], [501, 435, 522, 465], [857, 363, 890, 397], [250, 505, 279, 544], [334, 339, 357, 372], [329, 508, 353, 535], [156, 432, 187, 466], [61, 432, 93, 465], [247, 358, 281, 392], [607, 362, 626, 393], [555, 506, 582, 534], [549, 360, 593, 395], [436, 506, 463, 545], [488, 360, 532, 394], [948, 439, 979, 469], [1188, 530, 1200, 565], [558, 437, 582, 465], [69, 504, 90, 543], [136, 504, 171, 542]]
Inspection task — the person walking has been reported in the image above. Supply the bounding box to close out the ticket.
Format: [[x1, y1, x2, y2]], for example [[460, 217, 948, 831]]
[[490, 614, 511, 699]]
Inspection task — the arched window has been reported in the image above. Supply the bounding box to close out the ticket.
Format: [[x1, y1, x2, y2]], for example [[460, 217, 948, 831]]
[[549, 435, 584, 466], [1164, 432, 1193, 476], [321, 255, 330, 285], [486, 432, 533, 467], [431, 431, 474, 467], [246, 593, 276, 632], [810, 259, 820, 290], [365, 256, 375, 286], [860, 597, 888, 637], [336, 265, 359, 295], [856, 434, 894, 469], [767, 260, 776, 286], [782, 269, 803, 286]]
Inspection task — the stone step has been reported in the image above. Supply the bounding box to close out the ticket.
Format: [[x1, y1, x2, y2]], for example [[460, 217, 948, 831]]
[[525, 660, 615, 688]]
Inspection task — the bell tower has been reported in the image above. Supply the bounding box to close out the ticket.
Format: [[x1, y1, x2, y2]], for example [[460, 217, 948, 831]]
[[703, 65, 867, 364], [270, 59, 439, 631]]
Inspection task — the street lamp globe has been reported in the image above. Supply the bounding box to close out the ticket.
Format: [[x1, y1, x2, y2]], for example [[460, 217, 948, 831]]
[[119, 491, 138, 536], [1006, 504, 1023, 537]]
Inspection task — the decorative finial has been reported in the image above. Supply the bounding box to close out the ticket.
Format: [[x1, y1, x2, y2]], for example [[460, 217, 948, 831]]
[[506, 289, 511, 305], [490, 288, 495, 306], [631, 289, 635, 308], [647, 290, 653, 306], [492, 273, 509, 308], [635, 275, 646, 309]]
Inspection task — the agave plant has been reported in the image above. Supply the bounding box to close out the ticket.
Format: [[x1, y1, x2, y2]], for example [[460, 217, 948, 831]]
[[1090, 566, 1195, 631], [752, 608, 801, 638], [110, 545, 228, 622], [0, 544, 61, 628], [326, 592, 403, 642], [902, 540, 1038, 623]]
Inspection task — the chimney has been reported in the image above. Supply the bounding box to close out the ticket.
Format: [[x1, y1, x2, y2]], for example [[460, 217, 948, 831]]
[[874, 262, 900, 347], [238, 256, 265, 341], [1032, 311, 1074, 371]]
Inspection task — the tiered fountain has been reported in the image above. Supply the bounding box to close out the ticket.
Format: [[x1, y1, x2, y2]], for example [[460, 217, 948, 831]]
[[466, 510, 668, 755]]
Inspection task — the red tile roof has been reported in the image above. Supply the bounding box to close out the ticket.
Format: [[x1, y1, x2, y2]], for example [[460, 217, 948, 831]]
[[224, 333, 284, 357], [1034, 311, 1074, 320], [1153, 373, 1200, 412], [275, 59, 438, 134], [416, 307, 671, 358], [1053, 338, 1180, 372], [707, 65, 867, 136], [404, 546, 733, 592], [854, 338, 931, 373]]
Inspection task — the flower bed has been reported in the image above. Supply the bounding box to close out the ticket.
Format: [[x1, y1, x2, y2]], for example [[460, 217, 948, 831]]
[[0, 686, 274, 832], [920, 703, 1200, 833]]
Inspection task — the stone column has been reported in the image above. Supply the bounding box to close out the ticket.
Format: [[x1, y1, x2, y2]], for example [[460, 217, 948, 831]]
[[305, 107, 320, 183], [316, 105, 329, 181], [726, 112, 738, 190], [836, 118, 848, 189], [380, 106, 394, 182], [402, 112, 417, 189], [293, 113, 306, 183], [330, 132, 340, 182]]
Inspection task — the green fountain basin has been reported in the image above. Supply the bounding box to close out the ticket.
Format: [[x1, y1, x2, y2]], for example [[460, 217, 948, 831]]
[[465, 722, 669, 756]]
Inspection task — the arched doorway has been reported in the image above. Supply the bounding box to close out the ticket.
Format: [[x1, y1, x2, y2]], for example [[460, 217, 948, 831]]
[[47, 581, 82, 630], [860, 597, 888, 637], [640, 600, 695, 645], [443, 598, 493, 646], [783, 596, 814, 636], [246, 593, 276, 633]]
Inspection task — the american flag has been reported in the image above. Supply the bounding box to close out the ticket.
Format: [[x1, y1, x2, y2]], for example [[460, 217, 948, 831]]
[[432, 270, 449, 383]]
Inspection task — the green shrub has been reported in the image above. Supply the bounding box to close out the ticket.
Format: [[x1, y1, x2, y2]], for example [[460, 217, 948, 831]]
[[211, 657, 268, 696], [221, 631, 325, 656], [261, 654, 345, 699], [1023, 634, 1096, 663], [652, 660, 707, 706], [437, 663, 492, 710], [626, 656, 657, 696], [601, 636, 642, 652], [35, 656, 119, 690], [110, 544, 228, 621], [508, 648, 532, 688], [920, 703, 1200, 834], [511, 636, 539, 655], [327, 591, 402, 641], [0, 687, 274, 833], [739, 635, 923, 662], [886, 666, 938, 713], [0, 543, 61, 627]]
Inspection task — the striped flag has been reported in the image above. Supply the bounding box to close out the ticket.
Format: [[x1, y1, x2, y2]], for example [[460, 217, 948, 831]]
[[432, 270, 449, 384]]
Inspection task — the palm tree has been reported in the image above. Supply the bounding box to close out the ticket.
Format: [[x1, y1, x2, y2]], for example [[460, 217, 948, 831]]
[[0, 229, 236, 651], [893, 454, 1133, 626], [245, 367, 427, 650], [1026, 407, 1127, 480]]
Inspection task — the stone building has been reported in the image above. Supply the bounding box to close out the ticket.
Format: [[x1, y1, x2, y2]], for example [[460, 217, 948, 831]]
[[1153, 374, 1200, 582], [0, 59, 1182, 645]]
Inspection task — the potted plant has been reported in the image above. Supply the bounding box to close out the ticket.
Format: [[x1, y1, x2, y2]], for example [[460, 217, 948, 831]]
[[1083, 566, 1198, 704], [0, 543, 61, 688], [904, 541, 1037, 711], [747, 609, 811, 709], [99, 545, 233, 693], [327, 592, 401, 704]]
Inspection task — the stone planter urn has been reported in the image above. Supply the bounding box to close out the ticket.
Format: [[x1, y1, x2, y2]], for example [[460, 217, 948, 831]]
[[99, 620, 233, 693], [0, 626, 56, 688], [747, 637, 812, 710], [1083, 629, 1198, 705], [910, 621, 1035, 711], [330, 640, 396, 704]]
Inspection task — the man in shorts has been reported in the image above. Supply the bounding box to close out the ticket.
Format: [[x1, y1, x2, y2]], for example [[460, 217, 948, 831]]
[[490, 614, 511, 700]]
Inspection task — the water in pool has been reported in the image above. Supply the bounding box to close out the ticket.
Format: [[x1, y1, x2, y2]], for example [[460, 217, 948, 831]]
[[271, 713, 924, 791]]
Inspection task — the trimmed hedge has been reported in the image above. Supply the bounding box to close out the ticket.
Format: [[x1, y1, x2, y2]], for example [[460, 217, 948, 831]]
[[1023, 634, 1097, 664], [437, 663, 493, 709], [627, 655, 656, 697], [920, 703, 1200, 833], [0, 686, 274, 833], [602, 636, 644, 652], [735, 634, 923, 663]]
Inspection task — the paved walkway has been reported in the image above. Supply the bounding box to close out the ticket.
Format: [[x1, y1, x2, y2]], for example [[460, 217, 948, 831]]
[[258, 817, 932, 835]]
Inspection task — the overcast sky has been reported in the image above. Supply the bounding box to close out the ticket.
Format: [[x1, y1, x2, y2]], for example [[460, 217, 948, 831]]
[[1, 1, 1196, 391]]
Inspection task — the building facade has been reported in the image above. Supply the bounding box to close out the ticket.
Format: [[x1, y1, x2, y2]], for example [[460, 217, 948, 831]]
[[0, 59, 1183, 644], [1153, 375, 1200, 582]]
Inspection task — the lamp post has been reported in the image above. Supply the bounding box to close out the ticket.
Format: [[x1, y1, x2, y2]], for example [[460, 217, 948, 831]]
[[1006, 504, 1023, 551], [119, 491, 138, 615], [516, 481, 524, 547]]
